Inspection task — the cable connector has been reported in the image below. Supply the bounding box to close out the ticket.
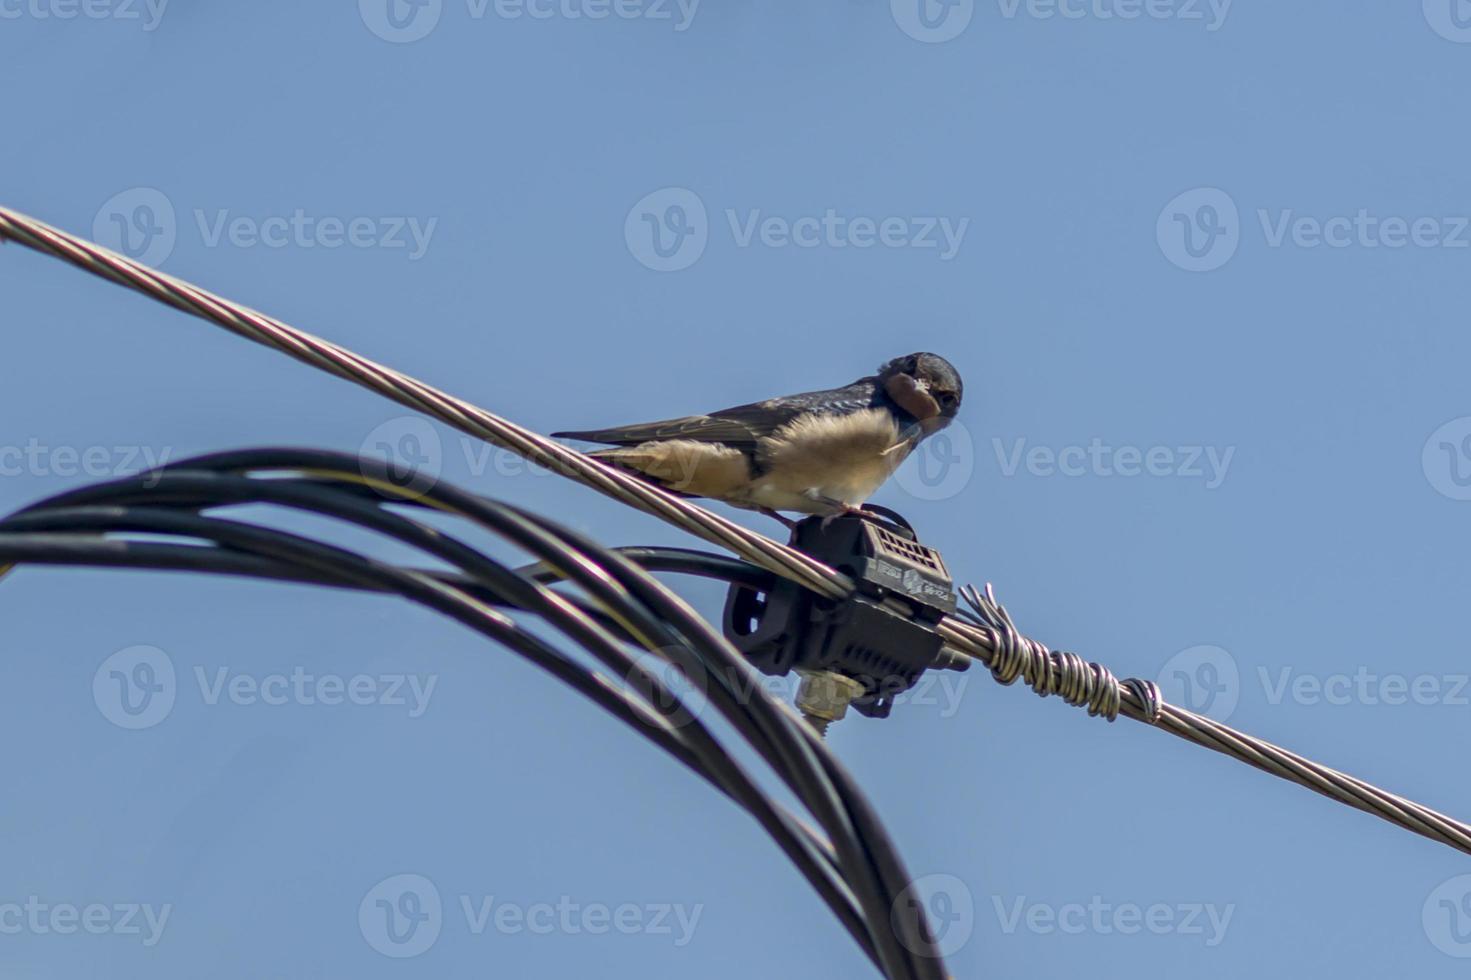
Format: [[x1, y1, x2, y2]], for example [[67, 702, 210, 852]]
[[795, 669, 866, 737], [721, 509, 967, 723]]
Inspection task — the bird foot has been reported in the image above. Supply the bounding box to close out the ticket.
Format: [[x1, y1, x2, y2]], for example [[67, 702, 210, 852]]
[[819, 503, 886, 530], [759, 507, 799, 529]]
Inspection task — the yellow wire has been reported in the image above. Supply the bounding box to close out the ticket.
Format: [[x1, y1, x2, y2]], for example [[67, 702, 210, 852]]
[[294, 467, 460, 514]]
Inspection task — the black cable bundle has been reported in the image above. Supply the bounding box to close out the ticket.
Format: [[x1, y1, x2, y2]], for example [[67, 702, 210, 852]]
[[0, 448, 950, 980]]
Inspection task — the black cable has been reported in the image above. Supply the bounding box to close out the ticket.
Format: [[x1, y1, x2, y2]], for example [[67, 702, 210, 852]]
[[513, 507, 941, 980], [525, 546, 774, 591], [296, 457, 927, 979], [0, 493, 880, 970], [5, 450, 938, 978], [0, 531, 872, 952], [202, 449, 935, 980], [12, 476, 775, 647]]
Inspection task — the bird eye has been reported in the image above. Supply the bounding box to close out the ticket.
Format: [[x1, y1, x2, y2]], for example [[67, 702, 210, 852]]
[[938, 392, 957, 408]]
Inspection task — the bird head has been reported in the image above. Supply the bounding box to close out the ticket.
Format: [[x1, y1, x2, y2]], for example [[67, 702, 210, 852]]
[[878, 352, 963, 434]]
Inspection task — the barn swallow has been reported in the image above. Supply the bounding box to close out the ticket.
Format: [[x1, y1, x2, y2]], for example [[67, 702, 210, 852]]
[[554, 352, 963, 524]]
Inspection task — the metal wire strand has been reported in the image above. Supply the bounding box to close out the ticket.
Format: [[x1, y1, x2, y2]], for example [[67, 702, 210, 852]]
[[0, 206, 845, 600], [957, 582, 1154, 723], [6, 203, 1471, 865], [949, 584, 1471, 855]]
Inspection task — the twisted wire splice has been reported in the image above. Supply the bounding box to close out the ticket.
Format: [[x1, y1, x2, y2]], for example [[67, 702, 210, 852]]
[[958, 583, 1161, 724]]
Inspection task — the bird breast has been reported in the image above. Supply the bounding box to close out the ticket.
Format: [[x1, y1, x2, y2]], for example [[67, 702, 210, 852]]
[[751, 408, 913, 510]]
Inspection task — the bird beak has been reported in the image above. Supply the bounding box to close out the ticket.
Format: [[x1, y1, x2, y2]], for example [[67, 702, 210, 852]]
[[884, 374, 942, 421]]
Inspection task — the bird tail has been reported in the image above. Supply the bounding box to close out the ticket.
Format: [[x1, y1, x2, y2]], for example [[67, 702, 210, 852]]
[[550, 429, 609, 442], [572, 442, 752, 502]]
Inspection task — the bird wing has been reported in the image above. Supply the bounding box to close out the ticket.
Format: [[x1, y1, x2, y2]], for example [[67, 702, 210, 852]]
[[555, 384, 877, 452]]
